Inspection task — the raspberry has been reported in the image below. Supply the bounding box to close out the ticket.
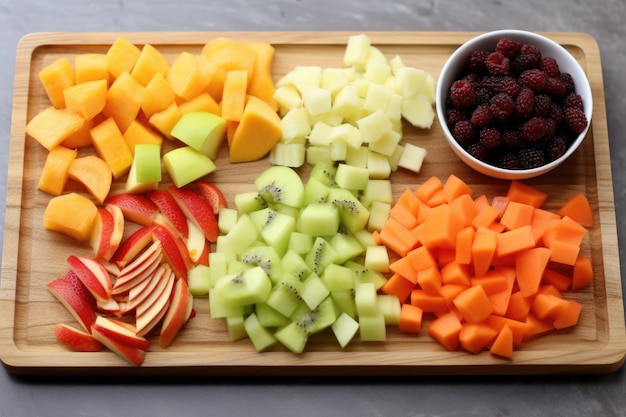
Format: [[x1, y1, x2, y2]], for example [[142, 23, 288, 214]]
[[544, 118, 557, 138], [540, 57, 560, 77], [449, 80, 476, 110], [479, 127, 501, 149], [521, 117, 548, 142], [520, 44, 542, 59], [564, 107, 588, 134], [481, 76, 521, 98], [490, 93, 515, 122], [453, 120, 476, 146], [534, 94, 552, 117], [467, 50, 489, 73], [446, 108, 467, 128], [545, 77, 566, 98], [518, 148, 545, 169], [485, 52, 510, 75], [467, 142, 489, 162], [546, 136, 567, 161], [564, 93, 584, 110], [496, 152, 521, 169], [502, 128, 525, 148], [515, 87, 535, 117], [470, 104, 494, 127], [512, 53, 540, 73], [495, 38, 522, 58], [519, 69, 547, 91], [559, 73, 575, 93], [550, 103, 565, 126], [474, 87, 492, 105]]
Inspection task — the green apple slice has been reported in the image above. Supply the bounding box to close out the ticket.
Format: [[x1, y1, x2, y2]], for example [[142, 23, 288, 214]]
[[163, 146, 216, 188], [170, 111, 227, 160]]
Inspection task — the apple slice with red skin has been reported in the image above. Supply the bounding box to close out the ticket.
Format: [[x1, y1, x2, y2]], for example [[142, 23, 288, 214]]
[[136, 264, 176, 336], [197, 181, 227, 215], [90, 204, 125, 261], [167, 185, 219, 242], [112, 240, 162, 295], [147, 189, 189, 238], [123, 263, 164, 314], [91, 326, 146, 367], [91, 316, 151, 351], [97, 297, 122, 316], [185, 220, 209, 265], [47, 272, 97, 332], [110, 225, 156, 268], [151, 224, 191, 280], [105, 193, 159, 226], [54, 323, 104, 352], [159, 277, 191, 348], [66, 255, 112, 303]]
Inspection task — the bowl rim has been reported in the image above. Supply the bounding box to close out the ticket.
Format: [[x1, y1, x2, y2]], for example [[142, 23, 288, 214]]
[[435, 29, 593, 179]]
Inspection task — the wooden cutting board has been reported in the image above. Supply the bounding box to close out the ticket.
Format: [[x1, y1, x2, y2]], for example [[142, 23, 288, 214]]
[[1, 32, 624, 376]]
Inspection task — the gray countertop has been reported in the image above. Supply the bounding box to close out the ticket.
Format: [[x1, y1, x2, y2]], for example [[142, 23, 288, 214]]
[[1, 1, 625, 416]]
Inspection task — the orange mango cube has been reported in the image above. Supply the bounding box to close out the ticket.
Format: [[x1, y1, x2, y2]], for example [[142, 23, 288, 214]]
[[25, 106, 85, 150], [141, 73, 176, 118], [123, 120, 163, 153], [64, 79, 108, 120], [43, 193, 98, 242], [37, 146, 78, 196], [102, 72, 145, 132], [106, 37, 141, 79], [89, 117, 134, 179], [131, 44, 171, 86], [38, 57, 75, 108], [75, 53, 109, 84]]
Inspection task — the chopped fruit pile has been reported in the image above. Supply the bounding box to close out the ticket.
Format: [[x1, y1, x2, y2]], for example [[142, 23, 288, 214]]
[[269, 34, 433, 176], [444, 37, 588, 170], [378, 175, 593, 358]]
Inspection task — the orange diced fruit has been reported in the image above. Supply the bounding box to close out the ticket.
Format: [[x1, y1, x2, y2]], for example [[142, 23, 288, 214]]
[[106, 37, 141, 79], [38, 57, 75, 108], [228, 95, 281, 162], [68, 155, 113, 205], [43, 193, 98, 241], [38, 145, 77, 196], [90, 117, 134, 179], [25, 106, 85, 150], [63, 79, 108, 120]]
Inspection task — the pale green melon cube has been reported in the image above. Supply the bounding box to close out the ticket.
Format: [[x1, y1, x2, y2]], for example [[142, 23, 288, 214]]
[[329, 232, 365, 264], [332, 84, 361, 119], [208, 251, 228, 287], [307, 121, 333, 146], [234, 191, 267, 214], [377, 294, 401, 325], [354, 282, 379, 317], [389, 55, 406, 75], [288, 231, 313, 255], [303, 87, 332, 116], [363, 83, 392, 114], [208, 288, 246, 319], [362, 179, 393, 205], [297, 203, 340, 236], [345, 145, 369, 168], [364, 60, 391, 85], [306, 145, 333, 166], [321, 263, 355, 291], [255, 302, 289, 328], [274, 321, 309, 354], [353, 229, 378, 248], [386, 93, 403, 121], [388, 144, 405, 172], [291, 65, 322, 94], [269, 142, 306, 168], [364, 245, 390, 273], [321, 67, 349, 96], [215, 236, 237, 264], [187, 264, 211, 296], [301, 273, 330, 310], [225, 315, 247, 341], [330, 137, 347, 161], [217, 207, 238, 234], [356, 109, 393, 143], [244, 313, 277, 352], [332, 312, 360, 348], [272, 85, 302, 115], [226, 213, 259, 255], [368, 201, 391, 232], [331, 289, 357, 319], [395, 67, 430, 98], [334, 163, 369, 190], [281, 107, 311, 143], [359, 312, 386, 342], [367, 150, 391, 179], [397, 142, 427, 173]]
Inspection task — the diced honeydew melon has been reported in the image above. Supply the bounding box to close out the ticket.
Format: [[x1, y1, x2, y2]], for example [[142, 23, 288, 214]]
[[328, 187, 370, 233], [244, 313, 277, 352], [273, 85, 302, 116], [302, 87, 332, 116], [290, 66, 323, 94], [362, 179, 393, 205], [308, 111, 343, 128], [402, 93, 435, 129], [359, 312, 387, 342], [301, 273, 330, 310], [389, 55, 406, 75], [354, 282, 379, 317], [363, 83, 393, 113], [249, 208, 296, 257], [364, 60, 391, 85], [208, 252, 228, 287], [331, 289, 358, 319], [367, 149, 392, 179], [330, 136, 348, 161], [280, 107, 312, 143], [343, 34, 371, 70], [356, 109, 393, 143], [364, 245, 390, 273], [225, 315, 248, 341], [334, 163, 369, 190], [297, 203, 340, 237], [386, 93, 404, 121], [328, 232, 364, 264], [234, 191, 268, 214], [367, 201, 391, 232], [215, 236, 237, 264], [321, 263, 355, 291], [306, 145, 333, 166], [368, 129, 401, 157], [255, 302, 289, 328], [388, 144, 405, 171], [217, 207, 238, 234], [377, 294, 402, 325], [305, 237, 339, 274], [321, 67, 349, 96], [303, 176, 331, 205], [269, 142, 306, 168], [397, 142, 427, 173], [395, 67, 430, 98], [187, 264, 211, 296], [225, 214, 259, 254], [227, 260, 251, 275], [208, 288, 247, 319], [353, 229, 379, 248], [347, 262, 387, 290], [331, 312, 360, 348], [345, 145, 369, 168], [240, 246, 283, 282], [288, 232, 313, 255]]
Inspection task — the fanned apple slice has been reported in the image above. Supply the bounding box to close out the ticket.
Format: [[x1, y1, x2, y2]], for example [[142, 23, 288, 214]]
[[167, 185, 219, 242], [66, 255, 112, 303], [159, 277, 191, 348], [110, 225, 156, 268], [92, 316, 151, 351], [112, 240, 162, 295], [91, 326, 146, 367], [147, 188, 189, 238], [136, 264, 176, 336], [47, 272, 97, 332], [54, 323, 104, 352]]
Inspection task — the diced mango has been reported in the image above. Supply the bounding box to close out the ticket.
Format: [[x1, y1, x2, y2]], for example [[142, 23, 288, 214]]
[[247, 42, 278, 111], [89, 117, 134, 179], [179, 92, 221, 116], [141, 72, 176, 118], [68, 155, 113, 205], [229, 95, 282, 163], [123, 120, 163, 153], [167, 51, 210, 101], [148, 101, 182, 139], [75, 53, 109, 84], [131, 44, 171, 86], [38, 57, 75, 108], [61, 117, 94, 148], [102, 72, 145, 132], [37, 146, 78, 196], [221, 69, 248, 122], [43, 193, 98, 241], [63, 79, 108, 120], [206, 66, 228, 103], [106, 37, 141, 79], [202, 38, 256, 80], [25, 106, 85, 150]]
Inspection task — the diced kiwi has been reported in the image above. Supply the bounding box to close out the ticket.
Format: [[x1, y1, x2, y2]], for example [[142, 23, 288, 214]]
[[305, 237, 339, 274], [240, 246, 283, 283], [213, 267, 272, 308], [254, 165, 304, 208]]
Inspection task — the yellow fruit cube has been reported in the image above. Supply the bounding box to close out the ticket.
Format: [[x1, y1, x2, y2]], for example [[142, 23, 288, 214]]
[[131, 44, 171, 86], [102, 72, 145, 132], [179, 92, 221, 116], [25, 106, 85, 150], [123, 120, 163, 153], [75, 53, 109, 84], [89, 117, 134, 179], [229, 95, 282, 163], [37, 145, 78, 196], [43, 193, 98, 242], [149, 101, 182, 139], [61, 117, 94, 148], [141, 73, 176, 118], [38, 57, 75, 108], [106, 37, 141, 79], [63, 79, 108, 120], [167, 51, 209, 101]]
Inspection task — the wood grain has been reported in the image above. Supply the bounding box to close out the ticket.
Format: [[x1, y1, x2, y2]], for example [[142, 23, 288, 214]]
[[0, 32, 623, 376]]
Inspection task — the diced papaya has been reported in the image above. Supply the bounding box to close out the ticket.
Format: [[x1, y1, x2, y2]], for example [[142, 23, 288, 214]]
[[63, 79, 108, 120], [102, 72, 145, 133], [43, 193, 98, 241], [74, 53, 109, 85], [558, 193, 594, 228], [202, 37, 256, 81], [221, 69, 248, 122], [131, 44, 170, 86], [60, 117, 94, 148], [141, 73, 176, 118], [89, 117, 134, 179], [68, 155, 113, 205], [123, 120, 163, 154], [179, 92, 221, 116], [246, 42, 278, 111], [398, 303, 423, 333], [106, 37, 141, 79], [167, 51, 210, 101], [25, 106, 85, 150], [37, 145, 78, 196], [38, 57, 75, 108], [228, 95, 282, 162], [506, 180, 548, 208], [148, 101, 182, 139]]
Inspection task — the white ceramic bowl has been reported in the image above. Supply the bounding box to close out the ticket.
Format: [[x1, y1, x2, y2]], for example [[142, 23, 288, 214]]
[[436, 30, 593, 180]]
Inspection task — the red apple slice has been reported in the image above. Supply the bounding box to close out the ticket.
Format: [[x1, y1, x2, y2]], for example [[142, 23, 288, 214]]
[[54, 323, 104, 352], [159, 277, 191, 348], [47, 272, 97, 332], [105, 193, 159, 225], [123, 263, 166, 314], [185, 220, 208, 264], [136, 265, 176, 336], [147, 189, 189, 238], [151, 224, 191, 280], [90, 207, 115, 260], [104, 204, 125, 259], [197, 181, 227, 215], [167, 185, 219, 242], [92, 316, 151, 351], [112, 240, 162, 295], [91, 326, 146, 367], [66, 255, 112, 303], [97, 297, 122, 316], [110, 225, 156, 268]]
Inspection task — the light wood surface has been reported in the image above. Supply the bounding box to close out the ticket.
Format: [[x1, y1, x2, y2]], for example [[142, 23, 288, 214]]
[[0, 32, 623, 376]]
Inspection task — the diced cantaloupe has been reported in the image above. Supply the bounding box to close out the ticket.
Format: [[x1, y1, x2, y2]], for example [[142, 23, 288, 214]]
[[25, 106, 85, 150], [167, 51, 210, 101], [63, 79, 108, 120], [102, 72, 145, 132], [37, 145, 78, 196], [247, 42, 278, 111], [38, 57, 75, 108], [221, 69, 248, 122], [74, 53, 109, 85], [141, 72, 176, 118], [131, 44, 171, 87], [89, 117, 134, 179], [148, 101, 182, 139], [43, 193, 98, 241], [68, 155, 113, 205], [206, 66, 228, 103], [106, 37, 141, 79], [123, 120, 163, 153], [60, 117, 94, 148], [229, 95, 282, 163], [178, 92, 221, 116], [202, 37, 257, 79]]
